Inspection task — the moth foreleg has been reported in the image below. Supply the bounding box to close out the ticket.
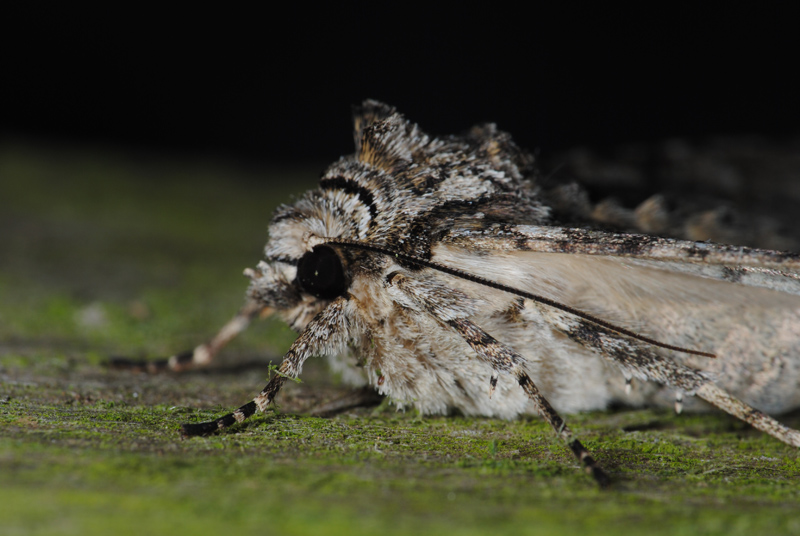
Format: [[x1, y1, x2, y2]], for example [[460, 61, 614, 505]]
[[181, 296, 354, 436], [110, 299, 268, 373], [549, 308, 800, 448]]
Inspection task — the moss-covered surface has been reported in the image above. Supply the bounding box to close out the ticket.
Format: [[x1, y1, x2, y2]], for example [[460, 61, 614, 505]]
[[1, 143, 799, 535]]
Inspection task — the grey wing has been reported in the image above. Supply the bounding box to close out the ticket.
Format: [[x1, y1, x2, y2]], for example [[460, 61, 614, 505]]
[[436, 225, 800, 415], [445, 224, 800, 293]]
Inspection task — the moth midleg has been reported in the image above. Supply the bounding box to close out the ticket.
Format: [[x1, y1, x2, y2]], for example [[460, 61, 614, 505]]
[[181, 297, 352, 436], [448, 318, 610, 487], [385, 270, 610, 485], [110, 300, 268, 373], [545, 306, 800, 448]]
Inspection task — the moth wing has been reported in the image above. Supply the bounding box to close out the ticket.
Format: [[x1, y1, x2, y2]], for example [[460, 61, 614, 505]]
[[445, 224, 800, 290], [435, 225, 800, 414]]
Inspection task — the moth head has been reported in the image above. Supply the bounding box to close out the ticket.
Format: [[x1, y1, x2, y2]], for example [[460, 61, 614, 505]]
[[248, 242, 351, 296], [247, 215, 358, 331]]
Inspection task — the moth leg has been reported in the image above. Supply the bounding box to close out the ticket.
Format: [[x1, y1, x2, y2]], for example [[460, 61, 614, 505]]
[[549, 309, 800, 448], [694, 383, 800, 448], [449, 318, 611, 487], [181, 296, 353, 436], [110, 300, 268, 373], [385, 270, 610, 486]]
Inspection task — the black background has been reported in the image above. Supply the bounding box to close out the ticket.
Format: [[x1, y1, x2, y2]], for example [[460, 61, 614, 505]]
[[4, 5, 798, 167]]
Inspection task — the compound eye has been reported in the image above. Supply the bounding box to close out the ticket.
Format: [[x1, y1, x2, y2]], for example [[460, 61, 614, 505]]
[[296, 246, 347, 300]]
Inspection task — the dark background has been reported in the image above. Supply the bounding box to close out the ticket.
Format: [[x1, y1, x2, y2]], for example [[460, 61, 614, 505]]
[[4, 5, 798, 167]]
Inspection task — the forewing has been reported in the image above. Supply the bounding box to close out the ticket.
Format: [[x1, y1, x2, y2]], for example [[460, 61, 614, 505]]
[[435, 225, 800, 414], [444, 224, 800, 293]]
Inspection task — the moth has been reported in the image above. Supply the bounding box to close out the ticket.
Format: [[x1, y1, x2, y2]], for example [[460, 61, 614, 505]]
[[130, 100, 800, 486]]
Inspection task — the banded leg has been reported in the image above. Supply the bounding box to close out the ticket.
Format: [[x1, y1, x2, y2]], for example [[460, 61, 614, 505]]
[[450, 318, 611, 487], [181, 296, 354, 436], [551, 309, 800, 448], [695, 383, 800, 447], [387, 271, 610, 486], [110, 300, 268, 373]]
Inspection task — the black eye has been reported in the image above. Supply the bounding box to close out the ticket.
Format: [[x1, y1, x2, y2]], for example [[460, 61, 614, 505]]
[[296, 246, 347, 300]]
